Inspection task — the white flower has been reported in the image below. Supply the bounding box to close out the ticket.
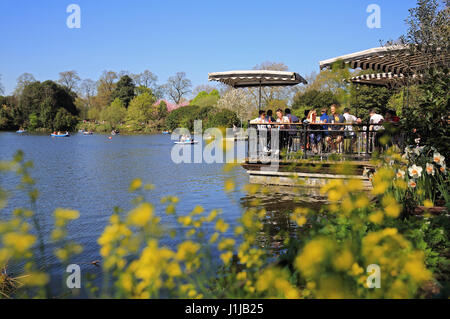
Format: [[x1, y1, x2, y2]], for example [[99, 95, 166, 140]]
[[408, 180, 417, 188], [413, 146, 424, 156], [439, 164, 447, 175], [425, 163, 435, 176], [396, 169, 405, 179], [433, 152, 445, 166], [408, 164, 423, 179]]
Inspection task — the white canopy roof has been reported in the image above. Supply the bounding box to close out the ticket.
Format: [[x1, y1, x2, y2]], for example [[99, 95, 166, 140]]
[[319, 45, 449, 75], [208, 70, 307, 88], [349, 72, 423, 87]]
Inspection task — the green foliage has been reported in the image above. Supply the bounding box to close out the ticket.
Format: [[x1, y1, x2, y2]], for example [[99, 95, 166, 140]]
[[0, 100, 16, 130], [125, 92, 157, 130], [16, 80, 78, 131], [157, 100, 168, 120], [401, 68, 449, 158], [190, 90, 220, 108], [292, 89, 338, 116], [110, 75, 135, 108], [165, 105, 240, 131], [205, 109, 240, 129], [53, 108, 78, 131], [349, 84, 394, 121], [101, 98, 127, 128]]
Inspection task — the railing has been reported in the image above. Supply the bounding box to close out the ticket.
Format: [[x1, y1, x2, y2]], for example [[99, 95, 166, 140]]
[[247, 122, 404, 161]]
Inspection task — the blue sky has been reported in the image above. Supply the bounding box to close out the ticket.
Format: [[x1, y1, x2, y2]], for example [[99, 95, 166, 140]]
[[0, 0, 417, 95]]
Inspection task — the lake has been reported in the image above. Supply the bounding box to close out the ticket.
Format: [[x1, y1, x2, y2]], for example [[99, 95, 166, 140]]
[[0, 132, 323, 295]]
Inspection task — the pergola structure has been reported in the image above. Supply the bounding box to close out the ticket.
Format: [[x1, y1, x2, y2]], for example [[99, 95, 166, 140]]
[[319, 45, 449, 112], [208, 70, 307, 110], [319, 45, 449, 76], [348, 72, 424, 88]]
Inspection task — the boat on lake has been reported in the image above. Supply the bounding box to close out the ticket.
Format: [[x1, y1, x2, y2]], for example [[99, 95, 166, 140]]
[[51, 132, 70, 137], [174, 140, 198, 145], [162, 131, 170, 134], [16, 129, 26, 134]]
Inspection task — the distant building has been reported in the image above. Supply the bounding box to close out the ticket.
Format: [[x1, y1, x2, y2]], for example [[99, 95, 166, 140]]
[[154, 99, 189, 112]]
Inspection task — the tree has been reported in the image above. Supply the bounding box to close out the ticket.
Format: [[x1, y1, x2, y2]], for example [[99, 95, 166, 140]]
[[245, 62, 296, 108], [53, 108, 78, 131], [192, 84, 218, 96], [126, 92, 156, 126], [94, 70, 119, 110], [292, 89, 338, 115], [110, 75, 135, 108], [205, 109, 240, 129], [157, 100, 168, 120], [133, 70, 158, 89], [80, 79, 97, 107], [0, 74, 4, 95], [349, 84, 393, 120], [399, 0, 450, 157], [190, 89, 220, 108], [164, 72, 192, 104], [58, 70, 81, 92], [17, 80, 78, 130], [101, 98, 127, 128], [14, 73, 36, 96], [217, 89, 254, 124]]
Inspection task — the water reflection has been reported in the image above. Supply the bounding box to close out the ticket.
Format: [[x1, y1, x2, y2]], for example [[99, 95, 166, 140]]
[[240, 186, 327, 255]]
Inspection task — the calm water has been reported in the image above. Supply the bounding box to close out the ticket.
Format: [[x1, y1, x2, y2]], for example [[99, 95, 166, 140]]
[[0, 132, 322, 294]]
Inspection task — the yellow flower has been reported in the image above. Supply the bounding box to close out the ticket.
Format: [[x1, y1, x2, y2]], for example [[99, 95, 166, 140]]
[[166, 262, 182, 277], [129, 178, 142, 192], [206, 210, 218, 222], [220, 251, 233, 264], [333, 250, 354, 271], [236, 271, 247, 281], [215, 219, 229, 233], [54, 208, 79, 221], [423, 200, 433, 208], [369, 211, 384, 224], [295, 238, 332, 277], [224, 179, 235, 192], [127, 203, 154, 227], [209, 232, 219, 243], [384, 203, 401, 218], [349, 263, 364, 276], [176, 241, 200, 261], [191, 205, 204, 215], [3, 232, 36, 253], [218, 238, 235, 251]]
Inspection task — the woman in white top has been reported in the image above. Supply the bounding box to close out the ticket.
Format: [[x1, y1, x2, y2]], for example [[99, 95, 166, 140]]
[[275, 109, 290, 127]]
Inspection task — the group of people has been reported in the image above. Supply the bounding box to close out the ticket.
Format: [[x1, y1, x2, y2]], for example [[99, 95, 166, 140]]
[[250, 104, 397, 154], [250, 108, 299, 126]]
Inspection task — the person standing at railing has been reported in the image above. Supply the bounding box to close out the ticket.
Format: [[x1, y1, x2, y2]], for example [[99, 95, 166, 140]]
[[276, 109, 290, 153], [369, 109, 384, 153], [306, 109, 321, 154], [326, 104, 345, 153], [320, 108, 329, 153], [343, 108, 358, 153], [251, 110, 269, 154]]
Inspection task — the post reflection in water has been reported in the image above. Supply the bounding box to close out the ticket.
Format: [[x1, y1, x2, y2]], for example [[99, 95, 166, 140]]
[[239, 186, 327, 256]]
